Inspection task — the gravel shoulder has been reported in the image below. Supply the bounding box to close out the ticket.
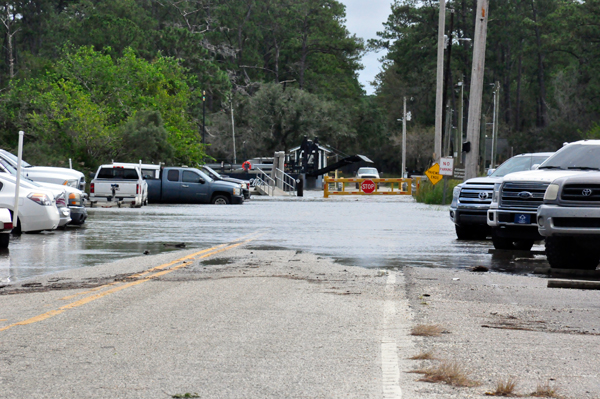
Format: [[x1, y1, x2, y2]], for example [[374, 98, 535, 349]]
[[400, 266, 600, 399]]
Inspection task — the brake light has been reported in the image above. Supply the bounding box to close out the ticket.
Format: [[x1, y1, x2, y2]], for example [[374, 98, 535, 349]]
[[90, 183, 94, 193], [136, 184, 140, 194], [4, 223, 12, 230]]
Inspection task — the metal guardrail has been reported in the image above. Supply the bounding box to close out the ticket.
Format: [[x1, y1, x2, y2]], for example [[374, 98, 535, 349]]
[[323, 176, 421, 198]]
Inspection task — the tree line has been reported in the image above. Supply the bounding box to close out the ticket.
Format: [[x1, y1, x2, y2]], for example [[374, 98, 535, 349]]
[[1, 0, 599, 174]]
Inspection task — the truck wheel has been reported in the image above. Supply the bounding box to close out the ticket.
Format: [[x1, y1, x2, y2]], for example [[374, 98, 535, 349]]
[[211, 195, 230, 205], [545, 237, 599, 270], [0, 233, 9, 248], [492, 235, 514, 250], [513, 240, 534, 251]]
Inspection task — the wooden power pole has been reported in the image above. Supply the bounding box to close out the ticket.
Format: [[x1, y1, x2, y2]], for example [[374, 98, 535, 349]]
[[434, 0, 446, 163], [464, 0, 489, 180]]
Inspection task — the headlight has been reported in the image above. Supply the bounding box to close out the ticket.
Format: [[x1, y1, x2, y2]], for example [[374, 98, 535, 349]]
[[452, 186, 461, 200], [27, 192, 53, 206], [63, 179, 79, 188], [491, 183, 502, 203], [544, 184, 559, 201], [233, 187, 241, 196], [69, 192, 82, 206]]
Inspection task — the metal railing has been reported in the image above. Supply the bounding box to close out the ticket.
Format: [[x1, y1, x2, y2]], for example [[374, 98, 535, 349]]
[[275, 168, 297, 195], [255, 167, 275, 196]]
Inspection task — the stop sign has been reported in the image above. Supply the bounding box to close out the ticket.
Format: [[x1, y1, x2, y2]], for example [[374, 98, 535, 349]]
[[361, 179, 376, 193]]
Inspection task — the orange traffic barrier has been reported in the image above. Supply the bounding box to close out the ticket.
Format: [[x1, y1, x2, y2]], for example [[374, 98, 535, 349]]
[[323, 176, 420, 198]]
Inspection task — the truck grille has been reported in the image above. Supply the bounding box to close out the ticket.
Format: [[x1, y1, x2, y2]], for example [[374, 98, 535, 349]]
[[554, 217, 600, 228], [561, 184, 600, 202], [500, 182, 548, 210], [458, 182, 494, 205]]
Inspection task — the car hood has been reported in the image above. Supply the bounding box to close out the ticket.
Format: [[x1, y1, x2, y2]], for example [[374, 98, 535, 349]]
[[219, 177, 249, 185], [502, 169, 594, 183], [463, 176, 503, 184], [213, 180, 240, 190], [24, 166, 84, 179]]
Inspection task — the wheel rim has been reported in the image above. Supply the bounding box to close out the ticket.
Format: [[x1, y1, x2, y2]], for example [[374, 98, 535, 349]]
[[215, 198, 227, 205]]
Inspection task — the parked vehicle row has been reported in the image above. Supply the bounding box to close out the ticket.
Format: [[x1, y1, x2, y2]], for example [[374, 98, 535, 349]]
[[0, 153, 250, 249], [451, 140, 600, 270]]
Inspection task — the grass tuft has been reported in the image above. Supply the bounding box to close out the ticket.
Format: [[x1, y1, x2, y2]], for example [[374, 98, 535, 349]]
[[411, 324, 445, 337], [486, 376, 519, 396], [411, 360, 479, 387], [409, 350, 436, 360], [414, 179, 462, 205], [531, 382, 561, 398]]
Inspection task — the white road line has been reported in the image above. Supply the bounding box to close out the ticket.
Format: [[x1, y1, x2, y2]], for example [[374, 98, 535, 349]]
[[382, 271, 402, 399]]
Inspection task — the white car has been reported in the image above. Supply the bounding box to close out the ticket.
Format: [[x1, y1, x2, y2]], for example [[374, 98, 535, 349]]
[[0, 174, 60, 233], [356, 167, 380, 180], [0, 149, 86, 190], [0, 207, 12, 248]]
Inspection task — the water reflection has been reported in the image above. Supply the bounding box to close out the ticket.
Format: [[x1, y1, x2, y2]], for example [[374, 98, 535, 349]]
[[0, 193, 549, 283]]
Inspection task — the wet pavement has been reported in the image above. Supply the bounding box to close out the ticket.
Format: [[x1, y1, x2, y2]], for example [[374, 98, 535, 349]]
[[0, 192, 548, 283]]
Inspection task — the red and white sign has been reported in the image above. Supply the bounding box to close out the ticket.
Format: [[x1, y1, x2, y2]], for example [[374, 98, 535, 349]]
[[361, 179, 376, 193], [440, 157, 454, 176]]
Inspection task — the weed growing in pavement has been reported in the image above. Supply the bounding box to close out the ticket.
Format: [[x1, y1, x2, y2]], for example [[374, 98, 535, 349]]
[[411, 324, 445, 336], [410, 360, 479, 387], [409, 350, 436, 360], [531, 382, 561, 398], [486, 376, 519, 396]]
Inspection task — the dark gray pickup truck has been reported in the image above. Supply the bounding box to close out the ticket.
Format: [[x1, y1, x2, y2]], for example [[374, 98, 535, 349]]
[[146, 167, 244, 204]]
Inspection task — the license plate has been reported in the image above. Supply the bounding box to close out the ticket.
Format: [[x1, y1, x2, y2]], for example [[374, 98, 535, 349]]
[[514, 213, 531, 224]]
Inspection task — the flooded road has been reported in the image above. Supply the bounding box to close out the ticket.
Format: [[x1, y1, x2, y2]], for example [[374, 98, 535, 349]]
[[0, 192, 547, 283]]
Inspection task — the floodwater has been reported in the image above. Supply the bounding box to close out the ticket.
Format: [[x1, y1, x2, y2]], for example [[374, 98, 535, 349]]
[[0, 192, 547, 283]]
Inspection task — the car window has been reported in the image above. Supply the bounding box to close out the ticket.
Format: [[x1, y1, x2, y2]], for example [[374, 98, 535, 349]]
[[541, 144, 600, 169], [97, 167, 139, 180], [167, 170, 179, 182], [182, 171, 202, 183], [0, 149, 31, 167], [141, 169, 157, 179]]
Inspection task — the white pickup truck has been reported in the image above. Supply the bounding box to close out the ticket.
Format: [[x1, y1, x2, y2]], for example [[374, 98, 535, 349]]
[[488, 140, 600, 250], [89, 164, 147, 208]]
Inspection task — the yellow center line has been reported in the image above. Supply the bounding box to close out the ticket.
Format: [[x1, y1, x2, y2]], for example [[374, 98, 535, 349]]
[[1, 233, 263, 333]]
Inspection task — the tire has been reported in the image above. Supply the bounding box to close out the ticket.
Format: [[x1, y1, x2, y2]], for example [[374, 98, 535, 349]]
[[211, 195, 230, 205], [492, 235, 515, 250], [545, 236, 600, 270], [0, 233, 9, 248], [513, 240, 534, 251]]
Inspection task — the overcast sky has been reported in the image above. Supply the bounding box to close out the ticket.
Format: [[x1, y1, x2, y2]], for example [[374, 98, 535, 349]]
[[339, 0, 393, 95]]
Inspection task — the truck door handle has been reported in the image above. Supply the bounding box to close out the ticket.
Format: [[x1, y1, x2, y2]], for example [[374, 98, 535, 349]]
[[182, 185, 189, 188]]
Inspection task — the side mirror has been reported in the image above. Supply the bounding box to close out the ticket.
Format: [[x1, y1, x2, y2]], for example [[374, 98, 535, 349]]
[[531, 164, 540, 170], [487, 168, 496, 176], [89, 171, 95, 179], [198, 177, 206, 184]]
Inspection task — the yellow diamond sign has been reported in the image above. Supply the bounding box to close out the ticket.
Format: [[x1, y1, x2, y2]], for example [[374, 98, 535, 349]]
[[425, 163, 443, 185]]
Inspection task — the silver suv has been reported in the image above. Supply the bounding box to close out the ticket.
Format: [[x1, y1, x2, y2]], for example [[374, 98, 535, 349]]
[[538, 171, 600, 270], [450, 153, 552, 240]]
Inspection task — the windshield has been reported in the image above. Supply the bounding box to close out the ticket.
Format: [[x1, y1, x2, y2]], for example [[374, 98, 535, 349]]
[[0, 149, 31, 167], [202, 165, 221, 179], [490, 155, 550, 177], [358, 168, 378, 175], [540, 144, 600, 170], [194, 169, 213, 183]]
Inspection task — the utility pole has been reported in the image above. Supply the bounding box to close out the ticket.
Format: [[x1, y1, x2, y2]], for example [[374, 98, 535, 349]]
[[457, 79, 464, 162], [464, 0, 489, 180], [230, 99, 237, 165], [490, 81, 500, 169], [202, 91, 206, 144], [434, 0, 446, 163], [402, 96, 407, 177]]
